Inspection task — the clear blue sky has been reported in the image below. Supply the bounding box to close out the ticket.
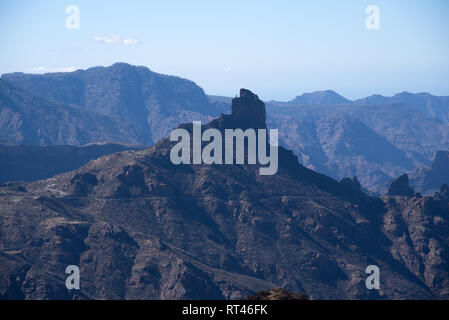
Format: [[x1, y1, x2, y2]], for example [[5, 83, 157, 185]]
[[1, 0, 448, 100]]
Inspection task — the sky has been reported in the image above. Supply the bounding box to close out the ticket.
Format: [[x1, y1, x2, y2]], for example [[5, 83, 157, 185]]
[[0, 0, 448, 101]]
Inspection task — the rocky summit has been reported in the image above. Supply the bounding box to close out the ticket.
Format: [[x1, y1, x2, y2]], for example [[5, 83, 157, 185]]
[[0, 89, 448, 300]]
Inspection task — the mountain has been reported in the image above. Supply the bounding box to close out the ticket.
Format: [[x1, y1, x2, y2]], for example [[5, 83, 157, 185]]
[[267, 102, 449, 194], [0, 142, 145, 184], [355, 92, 449, 124], [2, 63, 227, 145], [289, 90, 351, 105], [2, 64, 449, 195], [0, 78, 152, 146], [1, 89, 448, 300]]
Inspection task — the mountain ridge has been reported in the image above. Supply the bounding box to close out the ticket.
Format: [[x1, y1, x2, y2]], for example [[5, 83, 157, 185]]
[[2, 63, 449, 194], [1, 89, 448, 300]]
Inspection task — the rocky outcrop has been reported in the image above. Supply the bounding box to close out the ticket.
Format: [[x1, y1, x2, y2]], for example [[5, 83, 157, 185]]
[[387, 174, 415, 197], [229, 89, 266, 130]]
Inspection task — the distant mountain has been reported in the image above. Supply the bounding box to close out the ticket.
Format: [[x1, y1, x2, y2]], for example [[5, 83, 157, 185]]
[[289, 90, 351, 105], [355, 92, 449, 124], [0, 78, 152, 146], [1, 89, 448, 300], [267, 102, 449, 194], [2, 63, 227, 145], [0, 142, 145, 184]]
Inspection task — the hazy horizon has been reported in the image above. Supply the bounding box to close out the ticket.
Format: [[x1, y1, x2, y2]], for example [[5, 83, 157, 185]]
[[2, 61, 448, 102], [1, 0, 448, 101]]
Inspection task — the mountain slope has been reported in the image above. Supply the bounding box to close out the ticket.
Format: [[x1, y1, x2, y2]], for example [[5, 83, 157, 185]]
[[355, 92, 449, 124], [2, 63, 227, 144], [1, 89, 447, 300], [0, 78, 152, 146], [267, 102, 449, 194]]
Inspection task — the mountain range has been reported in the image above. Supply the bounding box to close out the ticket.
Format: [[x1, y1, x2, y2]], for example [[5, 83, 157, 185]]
[[1, 63, 449, 194], [1, 89, 448, 299], [289, 90, 351, 105], [1, 63, 227, 146]]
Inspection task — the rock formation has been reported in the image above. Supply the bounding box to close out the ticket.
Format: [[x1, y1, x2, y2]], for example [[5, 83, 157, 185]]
[[387, 174, 415, 197], [0, 89, 448, 300]]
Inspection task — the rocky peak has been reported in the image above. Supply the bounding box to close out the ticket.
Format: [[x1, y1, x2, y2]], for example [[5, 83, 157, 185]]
[[387, 174, 415, 197], [229, 89, 267, 130]]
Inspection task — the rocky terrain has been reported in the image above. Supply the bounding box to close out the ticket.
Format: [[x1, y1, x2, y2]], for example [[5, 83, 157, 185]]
[[1, 89, 448, 300]]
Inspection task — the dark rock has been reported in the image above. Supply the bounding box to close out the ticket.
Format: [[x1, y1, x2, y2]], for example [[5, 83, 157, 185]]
[[340, 176, 361, 191], [229, 89, 266, 130], [387, 174, 414, 197]]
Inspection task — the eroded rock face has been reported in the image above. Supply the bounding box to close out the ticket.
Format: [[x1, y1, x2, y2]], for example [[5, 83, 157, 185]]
[[0, 89, 448, 300]]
